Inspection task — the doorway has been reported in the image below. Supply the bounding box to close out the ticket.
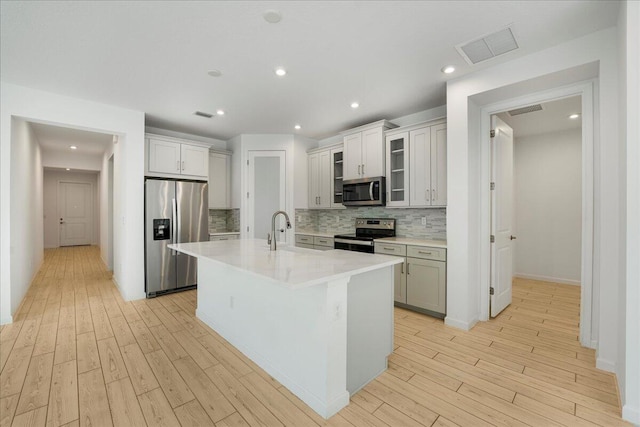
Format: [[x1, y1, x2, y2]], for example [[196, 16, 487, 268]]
[[489, 96, 583, 318], [480, 82, 595, 347], [58, 181, 93, 246], [246, 151, 286, 241]]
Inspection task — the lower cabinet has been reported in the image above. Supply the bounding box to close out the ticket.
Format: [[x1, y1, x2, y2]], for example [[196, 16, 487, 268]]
[[375, 242, 446, 318], [209, 234, 239, 241], [406, 257, 446, 315], [295, 234, 334, 251]]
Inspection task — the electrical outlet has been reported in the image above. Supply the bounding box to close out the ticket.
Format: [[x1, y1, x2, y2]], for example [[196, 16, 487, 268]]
[[421, 217, 427, 226], [297, 215, 301, 222]]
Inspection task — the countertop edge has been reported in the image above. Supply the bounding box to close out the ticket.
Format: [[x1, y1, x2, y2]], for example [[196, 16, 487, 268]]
[[168, 242, 402, 290]]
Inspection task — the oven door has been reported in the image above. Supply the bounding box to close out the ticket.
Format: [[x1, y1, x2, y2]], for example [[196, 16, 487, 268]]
[[334, 238, 375, 253]]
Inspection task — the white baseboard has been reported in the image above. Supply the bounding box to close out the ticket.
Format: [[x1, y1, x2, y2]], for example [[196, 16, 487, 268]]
[[622, 403, 640, 425], [514, 273, 581, 286], [444, 316, 478, 331], [0, 314, 13, 325], [596, 357, 616, 373]]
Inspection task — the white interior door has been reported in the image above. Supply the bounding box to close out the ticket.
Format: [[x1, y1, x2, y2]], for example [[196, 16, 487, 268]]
[[247, 151, 286, 242], [490, 116, 514, 317], [59, 181, 92, 246]]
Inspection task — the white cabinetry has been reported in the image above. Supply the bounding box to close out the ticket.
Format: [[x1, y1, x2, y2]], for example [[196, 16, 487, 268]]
[[375, 242, 446, 317], [308, 144, 344, 209], [342, 120, 395, 180], [146, 134, 209, 180], [208, 150, 232, 209], [385, 119, 447, 207], [308, 150, 331, 208], [295, 234, 334, 251]]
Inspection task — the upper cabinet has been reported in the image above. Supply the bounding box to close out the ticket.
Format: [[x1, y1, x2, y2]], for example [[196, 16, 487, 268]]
[[209, 150, 232, 209], [146, 134, 209, 180], [342, 120, 396, 180], [385, 119, 447, 207], [308, 144, 344, 209]]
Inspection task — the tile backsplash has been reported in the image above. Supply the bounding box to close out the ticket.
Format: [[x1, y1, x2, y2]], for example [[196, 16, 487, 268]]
[[295, 207, 446, 240], [208, 208, 240, 232]]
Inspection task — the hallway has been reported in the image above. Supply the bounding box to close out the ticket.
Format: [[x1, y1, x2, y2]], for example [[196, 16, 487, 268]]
[[0, 246, 630, 426]]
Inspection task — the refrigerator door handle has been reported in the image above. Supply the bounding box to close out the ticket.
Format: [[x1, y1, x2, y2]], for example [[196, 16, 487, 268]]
[[171, 197, 178, 255]]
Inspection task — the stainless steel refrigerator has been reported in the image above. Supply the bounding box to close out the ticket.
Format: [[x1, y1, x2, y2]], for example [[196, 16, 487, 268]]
[[145, 178, 208, 297]]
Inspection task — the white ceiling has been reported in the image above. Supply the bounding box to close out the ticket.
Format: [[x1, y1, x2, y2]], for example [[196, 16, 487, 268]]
[[0, 1, 619, 141], [31, 122, 113, 156], [497, 96, 582, 138]]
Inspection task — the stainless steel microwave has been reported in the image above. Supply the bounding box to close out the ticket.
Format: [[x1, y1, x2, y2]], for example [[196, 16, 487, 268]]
[[342, 177, 386, 206]]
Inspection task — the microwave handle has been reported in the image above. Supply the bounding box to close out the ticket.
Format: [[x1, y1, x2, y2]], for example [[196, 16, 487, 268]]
[[369, 181, 374, 201]]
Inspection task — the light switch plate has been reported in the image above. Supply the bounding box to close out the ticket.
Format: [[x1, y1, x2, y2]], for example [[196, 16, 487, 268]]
[[421, 217, 427, 226]]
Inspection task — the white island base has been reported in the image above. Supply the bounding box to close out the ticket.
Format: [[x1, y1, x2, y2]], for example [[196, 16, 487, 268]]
[[170, 240, 399, 419]]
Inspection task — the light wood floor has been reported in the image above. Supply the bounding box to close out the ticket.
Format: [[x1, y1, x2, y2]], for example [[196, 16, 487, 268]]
[[0, 246, 630, 427]]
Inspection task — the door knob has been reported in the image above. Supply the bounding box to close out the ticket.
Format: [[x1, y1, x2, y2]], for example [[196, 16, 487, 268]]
[[510, 235, 517, 240]]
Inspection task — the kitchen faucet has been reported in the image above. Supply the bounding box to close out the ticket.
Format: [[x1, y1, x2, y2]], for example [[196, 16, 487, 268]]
[[268, 210, 292, 251]]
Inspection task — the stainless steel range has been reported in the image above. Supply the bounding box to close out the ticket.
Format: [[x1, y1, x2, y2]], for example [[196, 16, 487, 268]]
[[334, 218, 396, 253]]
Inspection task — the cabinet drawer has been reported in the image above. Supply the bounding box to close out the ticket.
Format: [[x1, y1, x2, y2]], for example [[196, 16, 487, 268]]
[[407, 246, 446, 261], [210, 234, 239, 241], [375, 242, 407, 256], [313, 237, 334, 248], [295, 235, 313, 244]]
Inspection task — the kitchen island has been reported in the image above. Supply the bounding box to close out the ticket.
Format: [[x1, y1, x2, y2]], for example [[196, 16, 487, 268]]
[[168, 239, 402, 418]]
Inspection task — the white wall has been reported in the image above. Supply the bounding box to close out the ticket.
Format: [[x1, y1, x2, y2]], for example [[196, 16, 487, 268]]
[[622, 1, 640, 423], [446, 28, 619, 349], [41, 149, 102, 171], [3, 119, 44, 323], [43, 170, 99, 249], [1, 82, 146, 324], [99, 142, 115, 270], [446, 26, 633, 419], [514, 129, 582, 284]]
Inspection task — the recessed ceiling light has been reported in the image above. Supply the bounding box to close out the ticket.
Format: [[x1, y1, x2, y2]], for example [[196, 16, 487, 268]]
[[275, 67, 287, 77], [569, 113, 580, 119], [294, 125, 301, 130], [207, 69, 222, 77], [216, 109, 225, 116], [69, 145, 77, 150], [66, 168, 71, 171], [351, 102, 359, 109], [441, 65, 456, 74], [263, 10, 282, 24]]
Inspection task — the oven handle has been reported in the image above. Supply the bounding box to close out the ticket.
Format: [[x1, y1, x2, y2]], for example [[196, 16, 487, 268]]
[[335, 238, 374, 246], [369, 182, 374, 201]]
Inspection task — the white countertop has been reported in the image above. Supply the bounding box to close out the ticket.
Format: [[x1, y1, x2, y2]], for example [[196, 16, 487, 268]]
[[374, 237, 447, 248], [168, 239, 402, 290], [209, 231, 240, 236]]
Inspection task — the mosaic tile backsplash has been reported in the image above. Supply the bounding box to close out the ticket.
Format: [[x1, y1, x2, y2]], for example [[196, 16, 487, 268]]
[[208, 208, 240, 232], [295, 207, 446, 240]]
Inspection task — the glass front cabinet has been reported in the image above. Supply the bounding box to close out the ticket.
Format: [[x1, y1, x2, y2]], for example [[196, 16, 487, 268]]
[[385, 131, 409, 207], [331, 147, 344, 207]]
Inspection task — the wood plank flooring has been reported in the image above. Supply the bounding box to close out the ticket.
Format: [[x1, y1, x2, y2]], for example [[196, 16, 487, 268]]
[[0, 246, 630, 426]]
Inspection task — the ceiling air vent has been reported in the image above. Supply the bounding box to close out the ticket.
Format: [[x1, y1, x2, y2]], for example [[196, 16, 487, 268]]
[[507, 104, 543, 116], [194, 111, 213, 118], [456, 26, 519, 65]]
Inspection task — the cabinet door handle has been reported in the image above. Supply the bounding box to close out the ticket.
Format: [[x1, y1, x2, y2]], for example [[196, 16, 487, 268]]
[[358, 165, 361, 175], [182, 161, 185, 171], [432, 189, 436, 201], [318, 240, 327, 244], [401, 263, 404, 274], [407, 263, 410, 275], [319, 196, 321, 205], [177, 160, 180, 171], [383, 247, 396, 251], [362, 164, 365, 175], [418, 251, 433, 255]]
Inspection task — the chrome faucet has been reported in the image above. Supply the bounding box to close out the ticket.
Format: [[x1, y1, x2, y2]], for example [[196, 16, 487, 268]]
[[268, 210, 292, 251]]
